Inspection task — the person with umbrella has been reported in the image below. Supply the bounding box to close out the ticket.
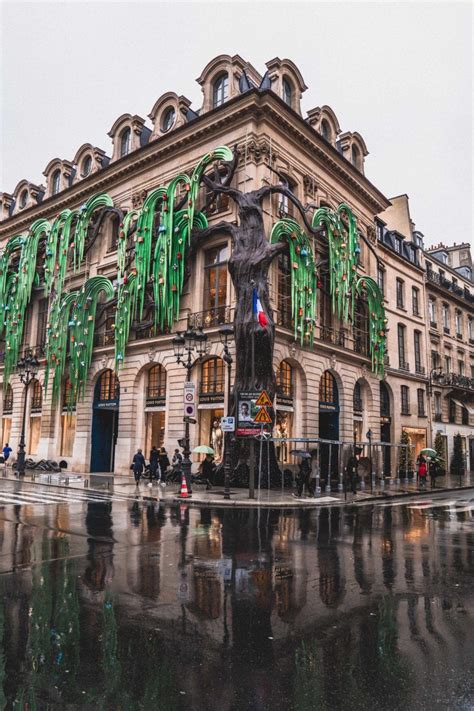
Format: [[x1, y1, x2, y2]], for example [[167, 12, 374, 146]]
[[291, 450, 311, 498], [192, 445, 216, 491]]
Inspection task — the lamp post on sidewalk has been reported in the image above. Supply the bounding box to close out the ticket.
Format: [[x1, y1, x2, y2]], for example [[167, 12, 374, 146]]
[[172, 329, 208, 495], [367, 429, 374, 493], [219, 324, 234, 499], [16, 349, 39, 476]]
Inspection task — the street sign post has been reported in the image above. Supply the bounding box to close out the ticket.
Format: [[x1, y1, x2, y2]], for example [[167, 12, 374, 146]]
[[183, 382, 196, 418], [221, 416, 235, 432]]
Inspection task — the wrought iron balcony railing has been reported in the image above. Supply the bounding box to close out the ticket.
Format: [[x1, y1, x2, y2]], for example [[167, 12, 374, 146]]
[[188, 305, 232, 330], [427, 269, 474, 305], [434, 412, 443, 422], [415, 364, 426, 375]]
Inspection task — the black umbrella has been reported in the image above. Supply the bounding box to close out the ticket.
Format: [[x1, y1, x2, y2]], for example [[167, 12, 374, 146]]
[[290, 449, 311, 458]]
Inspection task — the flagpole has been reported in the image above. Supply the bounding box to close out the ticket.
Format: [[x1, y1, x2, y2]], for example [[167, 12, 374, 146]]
[[249, 283, 256, 499]]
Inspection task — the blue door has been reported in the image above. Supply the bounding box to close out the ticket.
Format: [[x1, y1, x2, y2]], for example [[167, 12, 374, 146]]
[[90, 371, 119, 473]]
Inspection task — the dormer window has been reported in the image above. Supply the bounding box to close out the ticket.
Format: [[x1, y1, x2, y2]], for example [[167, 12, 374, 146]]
[[321, 119, 331, 142], [282, 78, 292, 107], [351, 144, 361, 170], [120, 127, 131, 157], [19, 189, 28, 209], [81, 155, 92, 177], [52, 169, 61, 195], [161, 106, 176, 133], [213, 73, 229, 108]]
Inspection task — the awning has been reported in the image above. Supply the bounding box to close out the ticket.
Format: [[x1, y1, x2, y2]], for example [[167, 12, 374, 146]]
[[451, 398, 474, 416]]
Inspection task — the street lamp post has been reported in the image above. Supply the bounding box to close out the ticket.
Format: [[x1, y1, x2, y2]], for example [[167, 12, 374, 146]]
[[367, 429, 374, 493], [16, 349, 39, 476], [172, 329, 208, 495], [219, 324, 234, 500]]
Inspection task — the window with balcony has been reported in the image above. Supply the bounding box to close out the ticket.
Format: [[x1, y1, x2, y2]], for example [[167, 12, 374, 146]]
[[31, 380, 43, 412], [353, 382, 363, 413], [455, 311, 462, 338], [401, 385, 410, 415], [276, 174, 295, 217], [412, 287, 420, 316], [397, 324, 407, 369], [98, 370, 119, 401], [3, 384, 13, 414], [36, 297, 49, 349], [462, 405, 469, 425], [434, 392, 442, 420], [417, 389, 426, 416], [396, 279, 405, 309], [444, 354, 451, 373], [414, 331, 423, 373], [431, 351, 440, 370], [458, 360, 464, 376], [468, 318, 473, 342], [428, 298, 437, 327], [442, 304, 450, 333], [203, 245, 229, 325]]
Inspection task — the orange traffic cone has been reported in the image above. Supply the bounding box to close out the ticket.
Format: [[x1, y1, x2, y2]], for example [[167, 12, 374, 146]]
[[179, 473, 189, 498]]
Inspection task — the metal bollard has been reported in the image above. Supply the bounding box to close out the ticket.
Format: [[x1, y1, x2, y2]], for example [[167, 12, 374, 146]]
[[360, 476, 366, 490], [371, 472, 376, 491], [380, 476, 385, 490], [66, 477, 69, 486], [315, 473, 321, 497]]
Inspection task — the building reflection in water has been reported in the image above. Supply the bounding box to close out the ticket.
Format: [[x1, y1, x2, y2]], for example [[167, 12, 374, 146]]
[[0, 499, 471, 708]]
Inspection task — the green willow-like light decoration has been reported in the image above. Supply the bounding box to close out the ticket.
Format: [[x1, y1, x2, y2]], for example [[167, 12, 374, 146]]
[[270, 218, 318, 345], [355, 276, 387, 375], [312, 203, 360, 323], [69, 276, 115, 401], [0, 144, 386, 404]]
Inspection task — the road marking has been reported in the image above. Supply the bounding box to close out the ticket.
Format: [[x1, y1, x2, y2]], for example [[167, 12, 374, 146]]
[[0, 489, 131, 507]]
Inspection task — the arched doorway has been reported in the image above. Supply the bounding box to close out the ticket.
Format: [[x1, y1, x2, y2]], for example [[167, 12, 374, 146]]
[[90, 370, 119, 472], [319, 371, 339, 481], [380, 382, 391, 475]]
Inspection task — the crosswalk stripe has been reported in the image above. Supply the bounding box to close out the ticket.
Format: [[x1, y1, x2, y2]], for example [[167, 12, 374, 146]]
[[0, 490, 131, 506], [9, 488, 131, 503]]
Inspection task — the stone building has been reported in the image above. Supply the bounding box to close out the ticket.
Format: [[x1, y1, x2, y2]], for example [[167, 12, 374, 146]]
[[0, 54, 470, 477]]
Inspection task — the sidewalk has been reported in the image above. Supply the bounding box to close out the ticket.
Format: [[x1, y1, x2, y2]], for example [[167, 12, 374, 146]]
[[1, 467, 473, 507]]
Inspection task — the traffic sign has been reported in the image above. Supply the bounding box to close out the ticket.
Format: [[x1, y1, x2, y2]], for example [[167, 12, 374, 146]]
[[255, 390, 272, 407], [254, 406, 272, 424], [184, 403, 196, 418], [184, 382, 195, 404], [221, 416, 235, 432]]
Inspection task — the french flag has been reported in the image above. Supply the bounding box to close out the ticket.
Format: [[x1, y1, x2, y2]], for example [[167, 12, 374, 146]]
[[253, 288, 268, 327]]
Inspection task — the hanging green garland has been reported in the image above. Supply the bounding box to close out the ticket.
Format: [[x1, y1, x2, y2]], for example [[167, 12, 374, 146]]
[[270, 218, 318, 345], [355, 276, 387, 376], [114, 272, 137, 371], [69, 276, 115, 401], [44, 290, 79, 403], [73, 193, 113, 269]]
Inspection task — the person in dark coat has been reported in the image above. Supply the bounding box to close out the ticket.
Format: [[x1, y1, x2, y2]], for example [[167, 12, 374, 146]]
[[158, 447, 170, 479], [294, 457, 311, 497], [132, 449, 145, 485], [198, 454, 216, 490], [149, 446, 160, 481], [346, 447, 362, 494]]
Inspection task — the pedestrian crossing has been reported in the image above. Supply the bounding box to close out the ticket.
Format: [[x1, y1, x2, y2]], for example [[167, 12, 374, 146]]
[[0, 486, 133, 508]]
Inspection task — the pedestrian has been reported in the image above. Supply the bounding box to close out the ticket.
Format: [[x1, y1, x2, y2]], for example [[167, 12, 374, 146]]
[[417, 455, 427, 488], [171, 448, 183, 482], [346, 447, 362, 494], [198, 454, 216, 490], [2, 442, 12, 466], [294, 456, 311, 497], [132, 448, 145, 485], [158, 447, 170, 480], [149, 445, 160, 482], [308, 450, 318, 496]]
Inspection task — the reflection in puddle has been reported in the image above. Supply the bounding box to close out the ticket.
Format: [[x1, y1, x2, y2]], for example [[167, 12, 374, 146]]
[[0, 500, 472, 709]]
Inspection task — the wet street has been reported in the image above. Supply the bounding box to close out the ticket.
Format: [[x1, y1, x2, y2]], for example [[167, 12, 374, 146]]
[[0, 481, 473, 710]]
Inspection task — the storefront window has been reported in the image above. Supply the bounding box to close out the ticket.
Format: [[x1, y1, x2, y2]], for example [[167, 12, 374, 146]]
[[276, 361, 293, 399], [200, 358, 225, 398]]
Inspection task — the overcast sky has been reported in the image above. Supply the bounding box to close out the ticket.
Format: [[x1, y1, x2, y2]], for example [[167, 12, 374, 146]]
[[1, 1, 472, 246]]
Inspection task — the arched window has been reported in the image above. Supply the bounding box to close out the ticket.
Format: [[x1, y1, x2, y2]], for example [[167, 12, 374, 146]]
[[119, 127, 131, 157], [19, 189, 28, 209], [161, 106, 176, 133], [62, 376, 76, 411], [81, 155, 92, 177], [213, 73, 229, 108], [319, 371, 338, 406], [147, 364, 166, 402], [380, 382, 390, 417], [52, 169, 61, 195], [276, 361, 293, 398], [354, 298, 370, 356], [200, 358, 224, 397], [321, 119, 331, 142], [31, 380, 42, 412], [353, 382, 362, 413], [351, 144, 361, 170], [3, 384, 13, 414], [97, 370, 119, 402], [282, 78, 292, 107], [107, 214, 120, 252]]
